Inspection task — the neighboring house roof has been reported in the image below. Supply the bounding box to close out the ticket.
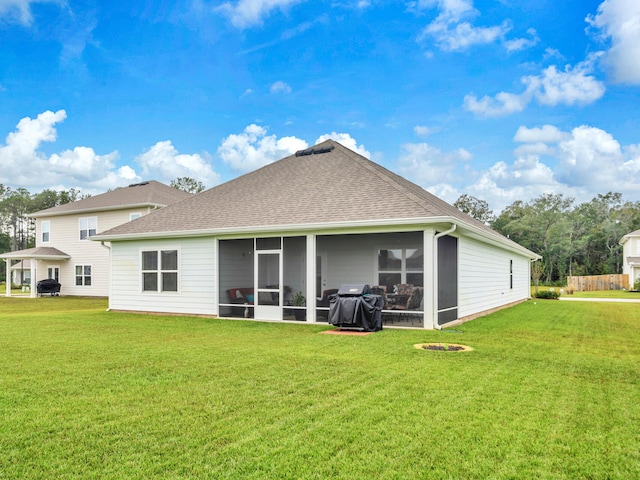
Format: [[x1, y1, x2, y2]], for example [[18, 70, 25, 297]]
[[0, 247, 70, 260], [29, 180, 192, 218], [94, 140, 539, 259], [620, 229, 640, 245]]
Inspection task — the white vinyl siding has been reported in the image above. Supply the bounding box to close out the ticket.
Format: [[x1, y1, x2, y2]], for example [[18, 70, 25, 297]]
[[109, 237, 216, 315], [458, 236, 530, 319]]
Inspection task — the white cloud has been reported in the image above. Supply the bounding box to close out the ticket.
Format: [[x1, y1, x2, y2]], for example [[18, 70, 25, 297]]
[[270, 80, 292, 94], [464, 90, 530, 117], [0, 110, 224, 193], [0, 0, 58, 25], [417, 0, 509, 51], [467, 123, 640, 210], [136, 141, 221, 187], [504, 28, 539, 52], [587, 0, 640, 84], [414, 125, 433, 137], [525, 55, 606, 106], [397, 142, 472, 187], [464, 56, 606, 117], [218, 124, 308, 171], [0, 110, 139, 191], [217, 0, 303, 28], [513, 125, 570, 144], [315, 132, 371, 158]]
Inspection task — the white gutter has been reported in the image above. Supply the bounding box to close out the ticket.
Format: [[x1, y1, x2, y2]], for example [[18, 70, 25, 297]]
[[433, 223, 457, 330], [28, 203, 168, 218]]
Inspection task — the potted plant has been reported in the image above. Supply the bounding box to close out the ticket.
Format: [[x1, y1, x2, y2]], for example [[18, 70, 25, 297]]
[[290, 291, 306, 320]]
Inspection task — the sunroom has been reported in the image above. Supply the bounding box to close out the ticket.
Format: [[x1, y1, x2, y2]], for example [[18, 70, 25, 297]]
[[217, 230, 452, 328]]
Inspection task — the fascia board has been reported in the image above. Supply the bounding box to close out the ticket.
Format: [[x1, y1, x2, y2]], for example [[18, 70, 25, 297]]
[[28, 203, 164, 218]]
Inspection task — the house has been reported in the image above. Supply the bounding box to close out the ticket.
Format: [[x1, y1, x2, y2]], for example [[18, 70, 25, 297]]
[[2, 181, 192, 298], [620, 229, 640, 289], [92, 140, 540, 329]]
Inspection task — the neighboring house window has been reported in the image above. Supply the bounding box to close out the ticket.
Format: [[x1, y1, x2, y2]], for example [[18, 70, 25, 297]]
[[79, 217, 97, 240], [75, 265, 92, 286], [42, 220, 50, 243], [377, 248, 424, 291], [130, 212, 142, 221], [636, 240, 640, 255], [142, 250, 179, 292]]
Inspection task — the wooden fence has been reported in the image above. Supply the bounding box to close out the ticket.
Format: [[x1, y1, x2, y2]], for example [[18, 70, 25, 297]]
[[567, 274, 629, 292]]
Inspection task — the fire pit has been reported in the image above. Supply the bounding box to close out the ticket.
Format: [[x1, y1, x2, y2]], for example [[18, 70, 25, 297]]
[[413, 343, 473, 352]]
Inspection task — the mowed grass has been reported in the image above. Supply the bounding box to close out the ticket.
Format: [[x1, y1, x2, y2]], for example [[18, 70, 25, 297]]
[[0, 297, 638, 479]]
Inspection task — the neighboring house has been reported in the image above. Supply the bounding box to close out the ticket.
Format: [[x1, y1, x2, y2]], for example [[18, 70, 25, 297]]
[[620, 229, 640, 289], [2, 181, 191, 298], [93, 140, 540, 329]]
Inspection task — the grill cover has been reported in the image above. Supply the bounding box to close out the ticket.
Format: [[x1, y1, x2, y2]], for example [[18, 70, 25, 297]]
[[329, 284, 383, 332], [37, 278, 61, 295]]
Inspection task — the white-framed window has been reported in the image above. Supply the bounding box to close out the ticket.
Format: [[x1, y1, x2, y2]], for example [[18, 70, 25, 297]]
[[510, 259, 513, 289], [130, 212, 142, 221], [75, 265, 92, 286], [141, 249, 179, 292], [79, 217, 97, 240], [376, 247, 424, 291], [41, 220, 50, 243]]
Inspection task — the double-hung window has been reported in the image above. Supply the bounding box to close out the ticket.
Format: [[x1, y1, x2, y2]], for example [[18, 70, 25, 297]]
[[75, 265, 92, 286], [79, 217, 97, 240], [142, 250, 179, 292], [41, 220, 50, 243]]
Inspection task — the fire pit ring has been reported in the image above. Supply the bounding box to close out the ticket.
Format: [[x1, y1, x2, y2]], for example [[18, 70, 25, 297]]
[[414, 343, 473, 352]]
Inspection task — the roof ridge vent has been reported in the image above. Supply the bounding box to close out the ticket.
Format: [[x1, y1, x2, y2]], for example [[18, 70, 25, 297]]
[[295, 145, 335, 157], [128, 181, 150, 187]]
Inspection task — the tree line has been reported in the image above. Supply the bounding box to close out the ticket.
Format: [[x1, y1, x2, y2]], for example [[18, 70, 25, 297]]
[[455, 192, 640, 284]]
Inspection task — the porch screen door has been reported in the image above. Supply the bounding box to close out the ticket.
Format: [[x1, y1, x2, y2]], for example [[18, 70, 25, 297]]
[[255, 251, 282, 320]]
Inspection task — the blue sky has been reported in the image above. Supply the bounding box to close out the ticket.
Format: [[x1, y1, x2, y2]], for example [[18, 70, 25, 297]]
[[1, 0, 639, 212]]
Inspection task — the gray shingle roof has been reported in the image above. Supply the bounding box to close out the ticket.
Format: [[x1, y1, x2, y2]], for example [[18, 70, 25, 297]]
[[95, 140, 533, 255], [30, 180, 192, 217]]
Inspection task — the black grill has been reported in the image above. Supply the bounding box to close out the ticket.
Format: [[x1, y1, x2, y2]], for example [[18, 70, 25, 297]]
[[329, 283, 383, 332], [37, 278, 61, 296]]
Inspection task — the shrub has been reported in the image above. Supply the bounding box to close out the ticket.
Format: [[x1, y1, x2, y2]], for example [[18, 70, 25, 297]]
[[534, 290, 561, 299], [634, 278, 640, 292]]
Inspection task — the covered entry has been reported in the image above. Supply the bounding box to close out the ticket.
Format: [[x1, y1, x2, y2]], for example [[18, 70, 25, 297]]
[[1, 247, 70, 297]]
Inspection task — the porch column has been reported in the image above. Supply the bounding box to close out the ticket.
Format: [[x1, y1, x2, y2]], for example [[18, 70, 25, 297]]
[[30, 260, 37, 298], [4, 259, 10, 297], [305, 234, 316, 323], [423, 228, 435, 329]]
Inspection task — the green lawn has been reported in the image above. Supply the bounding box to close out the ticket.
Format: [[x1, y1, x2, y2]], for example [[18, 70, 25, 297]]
[[0, 297, 638, 479]]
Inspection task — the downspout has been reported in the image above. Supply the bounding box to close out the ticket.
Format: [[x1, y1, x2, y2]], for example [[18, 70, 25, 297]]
[[100, 241, 112, 311], [433, 223, 457, 330]]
